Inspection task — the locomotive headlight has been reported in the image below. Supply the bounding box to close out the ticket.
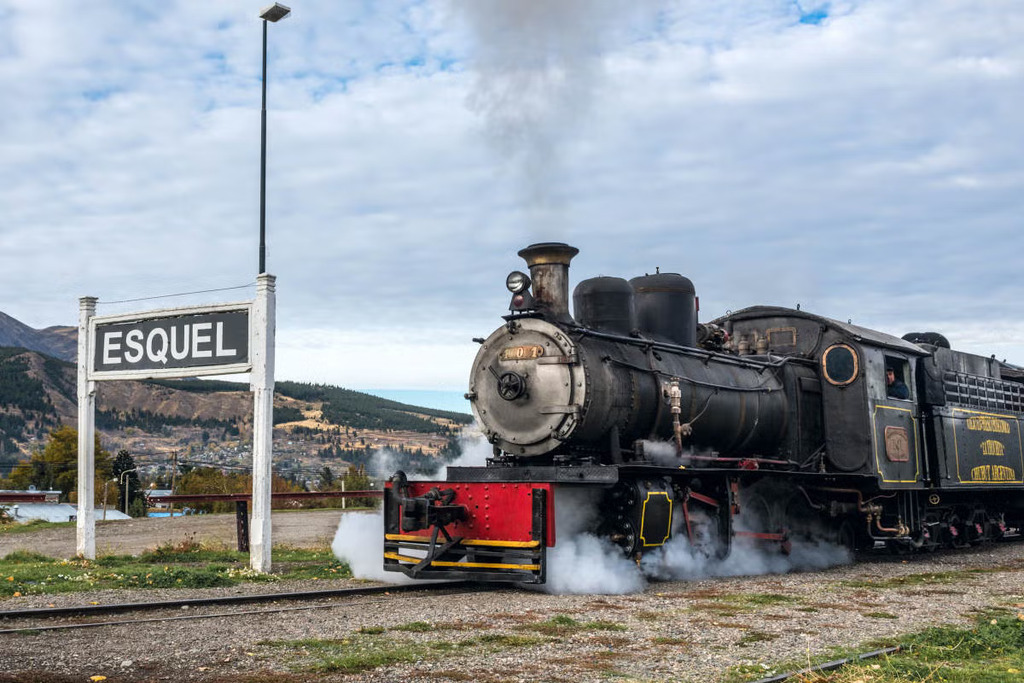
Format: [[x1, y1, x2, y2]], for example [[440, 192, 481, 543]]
[[506, 271, 531, 294]]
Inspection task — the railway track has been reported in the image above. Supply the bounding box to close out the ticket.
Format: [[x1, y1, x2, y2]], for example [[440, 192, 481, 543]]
[[1, 537, 1013, 636], [1, 540, 1019, 682], [0, 581, 486, 635]]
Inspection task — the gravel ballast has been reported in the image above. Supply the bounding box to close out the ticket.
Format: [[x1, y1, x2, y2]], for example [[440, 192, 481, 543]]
[[2, 513, 1023, 682]]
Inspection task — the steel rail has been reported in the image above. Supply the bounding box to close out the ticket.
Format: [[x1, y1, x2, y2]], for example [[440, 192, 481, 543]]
[[745, 646, 902, 683], [0, 583, 490, 636], [0, 581, 476, 624], [1, 602, 353, 635]]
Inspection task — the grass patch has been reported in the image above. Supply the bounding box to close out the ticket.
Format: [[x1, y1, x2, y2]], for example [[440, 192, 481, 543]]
[[1, 550, 52, 564], [267, 636, 427, 673], [138, 536, 239, 563], [634, 610, 663, 621], [475, 633, 546, 648], [271, 546, 351, 581], [689, 601, 745, 617], [356, 626, 386, 635], [736, 630, 777, 646], [839, 568, 1001, 590], [267, 629, 551, 674], [0, 520, 75, 535], [724, 610, 1024, 683], [549, 650, 627, 675], [391, 621, 435, 632], [717, 592, 802, 607], [688, 592, 803, 617], [519, 614, 627, 635], [863, 611, 899, 620], [651, 636, 690, 646], [723, 644, 864, 683], [0, 543, 349, 597], [418, 672, 479, 682]]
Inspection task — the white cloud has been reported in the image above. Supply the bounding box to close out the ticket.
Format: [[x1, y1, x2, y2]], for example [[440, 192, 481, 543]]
[[1, 0, 1022, 390]]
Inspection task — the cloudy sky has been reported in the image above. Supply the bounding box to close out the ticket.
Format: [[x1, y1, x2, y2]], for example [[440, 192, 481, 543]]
[[1, 0, 1021, 393]]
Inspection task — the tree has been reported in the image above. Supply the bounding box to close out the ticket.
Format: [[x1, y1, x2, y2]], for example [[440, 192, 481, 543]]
[[112, 450, 143, 516], [7, 426, 112, 502], [345, 465, 378, 508], [174, 467, 304, 513], [319, 466, 336, 489]]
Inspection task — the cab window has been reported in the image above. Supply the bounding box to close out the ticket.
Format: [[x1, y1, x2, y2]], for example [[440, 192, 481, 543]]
[[884, 356, 911, 400]]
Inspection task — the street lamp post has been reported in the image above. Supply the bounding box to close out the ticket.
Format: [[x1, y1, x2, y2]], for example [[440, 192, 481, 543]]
[[102, 478, 117, 521], [258, 2, 291, 275], [120, 468, 138, 515]]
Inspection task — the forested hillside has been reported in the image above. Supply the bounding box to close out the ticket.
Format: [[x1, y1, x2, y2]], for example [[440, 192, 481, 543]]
[[144, 378, 471, 433], [0, 346, 473, 484]]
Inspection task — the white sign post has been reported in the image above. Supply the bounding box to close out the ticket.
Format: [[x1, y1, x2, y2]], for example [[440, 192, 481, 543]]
[[249, 274, 276, 572], [76, 277, 276, 573], [76, 297, 97, 558]]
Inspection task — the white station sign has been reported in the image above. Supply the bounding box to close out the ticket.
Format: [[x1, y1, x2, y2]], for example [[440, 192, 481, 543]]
[[88, 303, 252, 380]]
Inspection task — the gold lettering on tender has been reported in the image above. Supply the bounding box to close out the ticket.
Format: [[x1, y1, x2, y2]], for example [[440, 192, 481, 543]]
[[965, 416, 1011, 434], [994, 465, 1016, 481], [500, 345, 545, 361], [970, 464, 1017, 482], [981, 439, 1006, 457]]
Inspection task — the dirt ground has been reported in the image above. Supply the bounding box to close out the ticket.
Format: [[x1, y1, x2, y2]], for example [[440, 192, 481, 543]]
[[0, 509, 359, 558], [3, 536, 1024, 682], [4, 512, 1024, 681]]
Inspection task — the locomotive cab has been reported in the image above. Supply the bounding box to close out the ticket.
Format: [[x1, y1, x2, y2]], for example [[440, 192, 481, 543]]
[[718, 306, 928, 485]]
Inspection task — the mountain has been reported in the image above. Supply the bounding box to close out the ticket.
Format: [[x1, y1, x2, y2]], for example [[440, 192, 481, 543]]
[[0, 313, 473, 480], [0, 312, 76, 362], [0, 345, 468, 424]]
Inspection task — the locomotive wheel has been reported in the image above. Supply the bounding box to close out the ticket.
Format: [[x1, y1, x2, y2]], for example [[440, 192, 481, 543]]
[[989, 515, 1006, 542], [687, 514, 729, 560], [692, 488, 733, 561], [966, 509, 988, 545], [921, 514, 941, 552], [945, 515, 970, 549], [835, 520, 859, 553], [738, 486, 791, 554], [782, 492, 819, 542], [740, 491, 776, 535]]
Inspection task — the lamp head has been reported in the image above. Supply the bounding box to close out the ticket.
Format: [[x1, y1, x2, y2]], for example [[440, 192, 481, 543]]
[[259, 3, 291, 22]]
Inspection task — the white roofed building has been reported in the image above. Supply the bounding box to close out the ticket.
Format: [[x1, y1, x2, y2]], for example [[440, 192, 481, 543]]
[[0, 489, 131, 523]]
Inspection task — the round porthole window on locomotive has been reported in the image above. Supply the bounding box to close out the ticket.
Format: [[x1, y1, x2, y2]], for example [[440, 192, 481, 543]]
[[822, 343, 859, 386]]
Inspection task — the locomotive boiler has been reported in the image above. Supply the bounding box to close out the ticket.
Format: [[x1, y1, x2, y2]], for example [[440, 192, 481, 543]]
[[383, 243, 1024, 584]]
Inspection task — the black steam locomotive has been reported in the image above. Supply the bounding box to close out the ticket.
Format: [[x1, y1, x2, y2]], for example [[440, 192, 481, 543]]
[[384, 243, 1024, 583]]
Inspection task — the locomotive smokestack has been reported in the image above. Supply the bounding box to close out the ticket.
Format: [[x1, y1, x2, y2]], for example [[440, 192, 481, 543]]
[[518, 242, 579, 322]]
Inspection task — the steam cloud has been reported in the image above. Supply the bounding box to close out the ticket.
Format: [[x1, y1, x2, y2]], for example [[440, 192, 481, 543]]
[[545, 487, 646, 594], [545, 490, 851, 595], [638, 438, 721, 468], [333, 432, 850, 592], [453, 0, 660, 211], [331, 432, 492, 584], [338, 3, 850, 593]]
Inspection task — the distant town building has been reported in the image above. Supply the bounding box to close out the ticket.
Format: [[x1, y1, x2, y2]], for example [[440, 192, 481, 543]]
[[0, 488, 131, 523]]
